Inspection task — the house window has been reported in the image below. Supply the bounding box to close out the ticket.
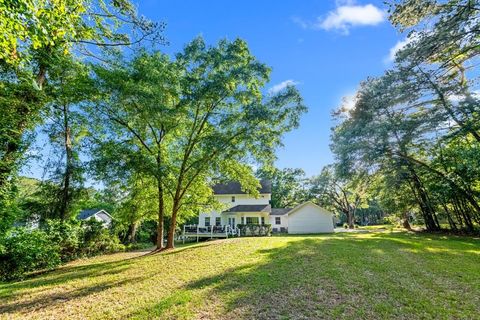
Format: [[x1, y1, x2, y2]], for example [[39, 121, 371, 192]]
[[228, 217, 236, 226], [246, 217, 259, 224], [215, 217, 221, 226], [205, 217, 210, 227], [261, 217, 265, 225], [231, 196, 235, 202], [241, 217, 245, 224], [275, 217, 281, 225]]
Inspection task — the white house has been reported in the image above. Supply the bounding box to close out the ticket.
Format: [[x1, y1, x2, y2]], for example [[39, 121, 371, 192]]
[[198, 181, 334, 234], [77, 209, 113, 227]]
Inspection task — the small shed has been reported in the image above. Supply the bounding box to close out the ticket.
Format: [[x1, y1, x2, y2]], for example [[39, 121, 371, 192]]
[[287, 202, 334, 234], [77, 209, 113, 227]]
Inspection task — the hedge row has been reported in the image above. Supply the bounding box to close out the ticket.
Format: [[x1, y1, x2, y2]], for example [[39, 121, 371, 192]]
[[0, 219, 124, 281]]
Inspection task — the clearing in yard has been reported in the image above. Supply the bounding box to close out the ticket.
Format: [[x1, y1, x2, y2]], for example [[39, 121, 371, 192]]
[[0, 231, 479, 319]]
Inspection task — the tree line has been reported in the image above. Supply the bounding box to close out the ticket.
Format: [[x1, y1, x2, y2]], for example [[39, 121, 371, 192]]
[[0, 0, 307, 256], [331, 0, 480, 232]]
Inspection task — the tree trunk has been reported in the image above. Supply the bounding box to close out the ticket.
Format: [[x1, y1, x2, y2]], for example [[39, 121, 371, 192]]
[[406, 164, 439, 231], [347, 210, 355, 229], [166, 204, 179, 249], [156, 177, 165, 250], [127, 221, 139, 243], [401, 211, 412, 230], [58, 104, 73, 221]]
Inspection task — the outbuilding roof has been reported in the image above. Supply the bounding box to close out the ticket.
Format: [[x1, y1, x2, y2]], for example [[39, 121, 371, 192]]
[[213, 180, 271, 195], [270, 208, 293, 215], [223, 204, 272, 213], [77, 209, 109, 220]]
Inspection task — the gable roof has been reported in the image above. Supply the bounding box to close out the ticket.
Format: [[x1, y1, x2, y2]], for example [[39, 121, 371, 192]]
[[270, 208, 292, 215], [77, 209, 111, 220], [287, 201, 333, 217], [213, 180, 271, 195], [223, 204, 271, 213]]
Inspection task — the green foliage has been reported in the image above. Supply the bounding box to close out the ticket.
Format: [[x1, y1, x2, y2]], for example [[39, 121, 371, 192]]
[[136, 220, 158, 245], [257, 167, 307, 208], [237, 224, 272, 236], [330, 0, 480, 232], [90, 37, 306, 248], [0, 228, 61, 281], [81, 219, 125, 256], [0, 0, 163, 66], [44, 219, 82, 262], [306, 166, 368, 229], [0, 219, 124, 281], [0, 0, 163, 234]]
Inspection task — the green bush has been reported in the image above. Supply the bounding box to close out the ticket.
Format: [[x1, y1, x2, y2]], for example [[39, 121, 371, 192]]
[[136, 220, 157, 244], [237, 224, 271, 236], [0, 228, 61, 281], [0, 219, 126, 281], [44, 220, 82, 262], [81, 219, 125, 256]]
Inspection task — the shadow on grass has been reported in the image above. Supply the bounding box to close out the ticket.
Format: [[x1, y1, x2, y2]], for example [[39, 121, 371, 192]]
[[0, 250, 153, 300], [0, 276, 145, 314], [130, 232, 480, 319], [1, 232, 479, 319]]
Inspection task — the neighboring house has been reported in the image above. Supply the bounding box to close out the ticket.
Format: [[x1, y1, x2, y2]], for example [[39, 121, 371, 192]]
[[198, 181, 334, 234], [77, 209, 113, 227]]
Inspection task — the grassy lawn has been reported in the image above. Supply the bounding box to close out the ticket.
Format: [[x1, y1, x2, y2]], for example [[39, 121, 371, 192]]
[[0, 231, 479, 319]]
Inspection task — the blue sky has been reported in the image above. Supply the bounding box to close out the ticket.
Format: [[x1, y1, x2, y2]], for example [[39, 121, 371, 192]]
[[23, 0, 406, 180], [137, 0, 404, 176]]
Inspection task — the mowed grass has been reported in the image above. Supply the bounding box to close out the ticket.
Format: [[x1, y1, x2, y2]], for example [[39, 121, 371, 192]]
[[0, 232, 479, 319]]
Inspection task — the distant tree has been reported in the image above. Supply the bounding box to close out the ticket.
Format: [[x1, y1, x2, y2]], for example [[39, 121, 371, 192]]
[[307, 166, 368, 229], [114, 175, 157, 243], [41, 57, 95, 220], [257, 167, 307, 208]]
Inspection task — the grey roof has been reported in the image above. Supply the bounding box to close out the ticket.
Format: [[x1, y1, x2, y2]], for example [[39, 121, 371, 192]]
[[213, 180, 271, 195], [270, 208, 293, 215], [78, 209, 106, 220], [223, 204, 271, 213]]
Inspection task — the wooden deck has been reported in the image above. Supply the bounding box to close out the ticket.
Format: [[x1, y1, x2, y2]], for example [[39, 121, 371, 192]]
[[182, 225, 240, 243]]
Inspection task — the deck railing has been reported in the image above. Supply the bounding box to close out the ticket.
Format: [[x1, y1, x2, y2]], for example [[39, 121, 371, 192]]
[[182, 224, 240, 243]]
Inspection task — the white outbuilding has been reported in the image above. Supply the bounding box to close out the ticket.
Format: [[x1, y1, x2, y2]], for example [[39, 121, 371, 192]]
[[270, 202, 334, 234], [77, 209, 113, 227]]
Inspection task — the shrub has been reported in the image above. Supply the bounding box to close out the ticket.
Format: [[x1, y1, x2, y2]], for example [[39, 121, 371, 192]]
[[80, 219, 125, 256], [237, 224, 271, 236], [44, 220, 83, 262], [0, 228, 61, 281], [136, 220, 157, 244]]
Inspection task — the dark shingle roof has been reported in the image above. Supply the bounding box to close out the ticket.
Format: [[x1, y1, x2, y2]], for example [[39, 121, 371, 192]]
[[270, 208, 293, 215], [213, 180, 271, 195], [223, 204, 271, 213], [78, 209, 104, 220]]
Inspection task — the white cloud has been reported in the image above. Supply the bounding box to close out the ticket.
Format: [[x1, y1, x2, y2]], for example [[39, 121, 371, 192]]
[[317, 3, 385, 34], [387, 38, 411, 62], [448, 90, 480, 103], [385, 33, 420, 63], [268, 80, 299, 95]]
